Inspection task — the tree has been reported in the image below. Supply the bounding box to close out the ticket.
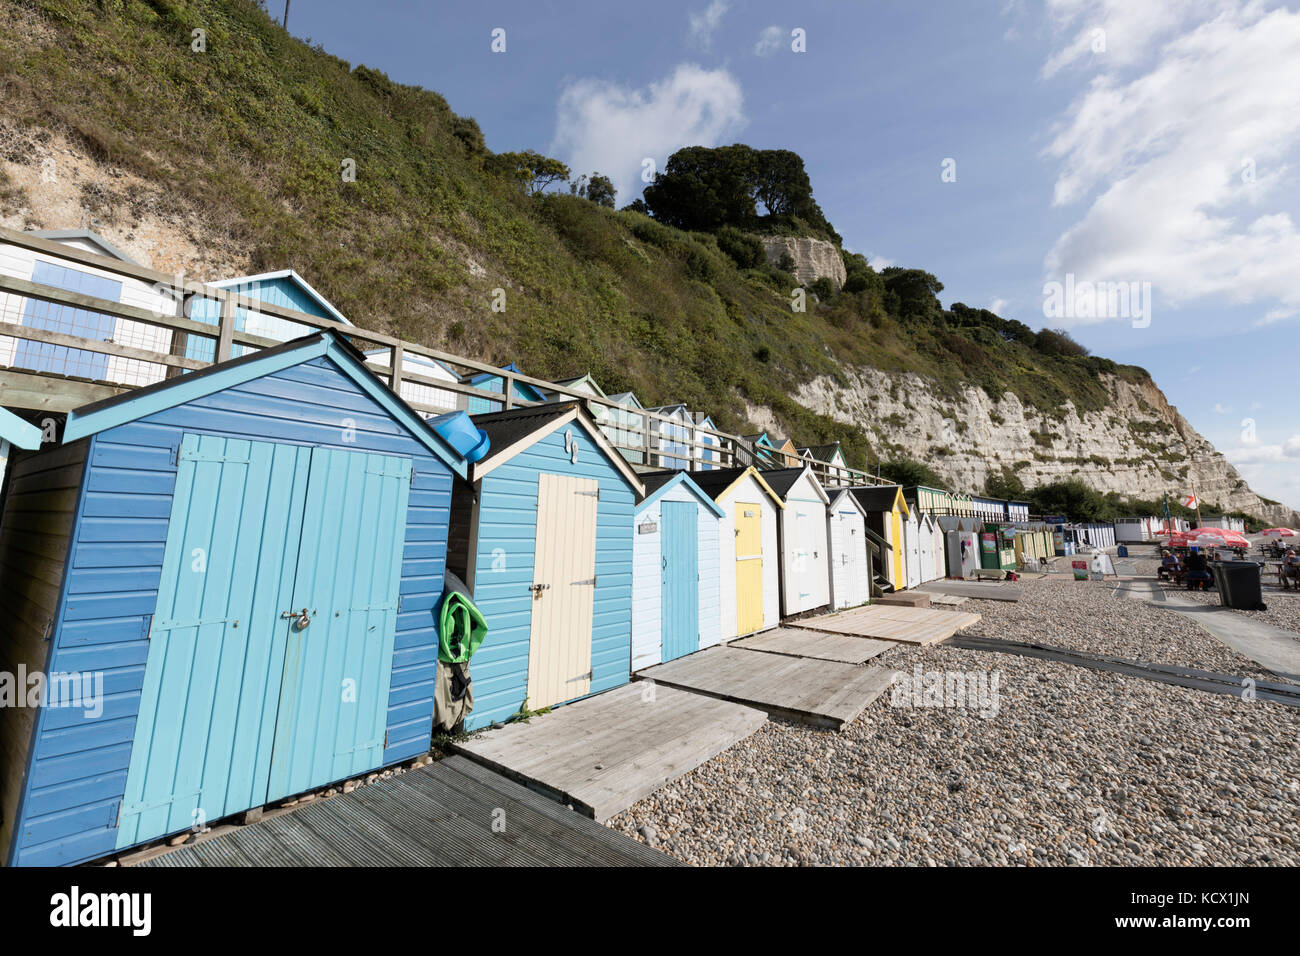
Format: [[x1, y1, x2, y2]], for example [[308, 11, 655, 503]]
[[1034, 328, 1089, 358], [570, 172, 616, 207], [487, 150, 570, 195], [585, 173, 616, 208], [879, 458, 943, 488], [643, 144, 758, 231], [620, 198, 649, 215], [752, 149, 813, 218], [983, 466, 1025, 500], [881, 268, 944, 322]]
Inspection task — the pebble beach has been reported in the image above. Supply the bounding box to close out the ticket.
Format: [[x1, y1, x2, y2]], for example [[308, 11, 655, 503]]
[[610, 566, 1300, 866]]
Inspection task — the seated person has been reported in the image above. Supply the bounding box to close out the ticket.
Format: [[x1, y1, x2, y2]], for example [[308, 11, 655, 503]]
[[1284, 548, 1300, 588], [1183, 549, 1212, 590], [1157, 549, 1181, 581]]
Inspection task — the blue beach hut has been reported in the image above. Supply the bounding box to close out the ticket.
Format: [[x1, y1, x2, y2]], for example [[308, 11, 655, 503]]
[[0, 331, 466, 866], [443, 402, 643, 729], [630, 472, 725, 670]]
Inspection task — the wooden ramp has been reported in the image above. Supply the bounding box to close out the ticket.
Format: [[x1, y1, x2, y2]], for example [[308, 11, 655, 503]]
[[732, 626, 895, 664], [454, 683, 766, 822], [917, 580, 1023, 602], [136, 756, 676, 867], [794, 603, 981, 645], [637, 645, 896, 730]]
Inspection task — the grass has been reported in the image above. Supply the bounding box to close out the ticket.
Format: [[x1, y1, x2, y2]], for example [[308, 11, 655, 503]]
[[0, 0, 1167, 471]]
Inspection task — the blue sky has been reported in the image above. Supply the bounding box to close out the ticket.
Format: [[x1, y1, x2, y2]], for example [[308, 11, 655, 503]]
[[284, 0, 1300, 510]]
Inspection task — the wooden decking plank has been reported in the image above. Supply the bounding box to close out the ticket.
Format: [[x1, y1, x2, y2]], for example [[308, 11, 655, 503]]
[[731, 627, 895, 663], [135, 758, 677, 867], [637, 646, 897, 730], [793, 603, 981, 645], [917, 580, 1022, 602], [455, 683, 765, 822]]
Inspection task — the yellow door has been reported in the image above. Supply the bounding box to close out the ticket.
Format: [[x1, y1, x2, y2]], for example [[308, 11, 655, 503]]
[[527, 473, 599, 709], [890, 511, 905, 587], [735, 501, 764, 635]]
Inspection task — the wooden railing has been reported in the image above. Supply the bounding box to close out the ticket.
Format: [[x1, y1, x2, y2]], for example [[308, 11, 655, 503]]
[[0, 225, 886, 483]]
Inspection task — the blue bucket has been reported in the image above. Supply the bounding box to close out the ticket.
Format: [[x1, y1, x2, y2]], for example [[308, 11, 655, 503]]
[[431, 410, 491, 463]]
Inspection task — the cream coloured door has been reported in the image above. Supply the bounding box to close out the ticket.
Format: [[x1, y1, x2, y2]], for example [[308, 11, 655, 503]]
[[527, 473, 599, 709]]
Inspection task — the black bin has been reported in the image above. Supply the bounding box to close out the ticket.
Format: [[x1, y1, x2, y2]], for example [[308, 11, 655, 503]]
[[1210, 561, 1267, 611]]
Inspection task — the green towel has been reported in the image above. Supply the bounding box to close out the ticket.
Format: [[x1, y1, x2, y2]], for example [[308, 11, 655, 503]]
[[437, 582, 487, 664]]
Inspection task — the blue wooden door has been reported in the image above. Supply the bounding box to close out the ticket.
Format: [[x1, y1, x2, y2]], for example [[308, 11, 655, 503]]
[[266, 448, 411, 801], [117, 434, 312, 847], [119, 436, 410, 847], [660, 501, 698, 661]]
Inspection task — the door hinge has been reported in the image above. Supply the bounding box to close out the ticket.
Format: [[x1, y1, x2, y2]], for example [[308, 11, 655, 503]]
[[383, 730, 388, 749], [142, 614, 153, 641], [113, 800, 121, 828], [576, 489, 600, 499]]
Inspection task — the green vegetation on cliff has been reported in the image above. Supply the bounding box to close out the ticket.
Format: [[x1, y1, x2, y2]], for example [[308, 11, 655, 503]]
[[0, 0, 1154, 471]]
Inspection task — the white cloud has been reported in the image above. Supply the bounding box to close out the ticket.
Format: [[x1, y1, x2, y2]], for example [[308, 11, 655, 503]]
[[1040, 0, 1233, 78], [688, 0, 730, 50], [1223, 434, 1300, 464], [1042, 3, 1300, 325], [990, 297, 1009, 314], [867, 253, 896, 270], [551, 64, 746, 202], [1212, 402, 1230, 414], [755, 25, 783, 56]]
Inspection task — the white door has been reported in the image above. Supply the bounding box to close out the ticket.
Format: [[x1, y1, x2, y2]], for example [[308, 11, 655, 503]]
[[527, 473, 599, 709]]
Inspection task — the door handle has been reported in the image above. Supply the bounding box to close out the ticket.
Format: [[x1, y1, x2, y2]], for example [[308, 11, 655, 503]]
[[529, 583, 550, 595], [281, 608, 312, 631]]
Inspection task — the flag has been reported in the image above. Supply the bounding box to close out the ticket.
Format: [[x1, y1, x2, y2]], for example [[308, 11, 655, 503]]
[[1183, 493, 1198, 509]]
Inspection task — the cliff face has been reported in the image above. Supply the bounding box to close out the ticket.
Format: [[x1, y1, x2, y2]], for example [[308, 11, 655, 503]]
[[759, 236, 846, 289], [789, 367, 1299, 524]]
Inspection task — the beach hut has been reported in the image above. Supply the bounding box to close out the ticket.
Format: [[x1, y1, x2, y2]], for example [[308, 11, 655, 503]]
[[971, 495, 1008, 523], [762, 466, 832, 616], [744, 432, 780, 468], [902, 508, 923, 589], [463, 363, 547, 414], [691, 412, 722, 470], [0, 230, 177, 389], [630, 472, 726, 669], [365, 349, 463, 415], [0, 331, 468, 867], [686, 467, 784, 640], [847, 485, 911, 591], [646, 403, 694, 470], [826, 489, 871, 610], [605, 391, 647, 465], [442, 402, 642, 729], [799, 443, 850, 485], [194, 269, 353, 362], [939, 516, 980, 578], [770, 438, 801, 468]]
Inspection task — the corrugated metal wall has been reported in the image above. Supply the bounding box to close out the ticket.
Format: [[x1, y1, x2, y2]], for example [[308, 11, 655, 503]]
[[461, 425, 634, 730], [4, 355, 453, 866]]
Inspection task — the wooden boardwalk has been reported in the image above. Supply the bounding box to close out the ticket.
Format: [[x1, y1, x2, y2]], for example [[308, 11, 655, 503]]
[[795, 603, 981, 645], [135, 756, 676, 866], [637, 645, 896, 730], [455, 683, 767, 822], [732, 626, 895, 664], [917, 580, 1022, 602]]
